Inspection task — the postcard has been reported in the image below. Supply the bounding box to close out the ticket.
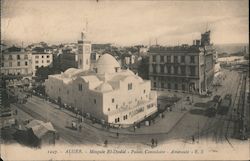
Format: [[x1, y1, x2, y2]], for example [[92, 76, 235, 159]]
[[1, 0, 249, 160]]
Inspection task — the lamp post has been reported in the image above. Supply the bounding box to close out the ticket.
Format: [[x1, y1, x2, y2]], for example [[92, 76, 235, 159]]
[[81, 105, 84, 122]]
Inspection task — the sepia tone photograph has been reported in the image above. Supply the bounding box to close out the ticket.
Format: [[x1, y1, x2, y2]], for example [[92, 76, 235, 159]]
[[0, 0, 249, 160]]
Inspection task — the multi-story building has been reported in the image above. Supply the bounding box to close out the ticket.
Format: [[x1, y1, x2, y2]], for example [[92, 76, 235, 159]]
[[1, 46, 32, 77], [123, 54, 136, 66], [148, 31, 215, 94], [32, 51, 53, 76]]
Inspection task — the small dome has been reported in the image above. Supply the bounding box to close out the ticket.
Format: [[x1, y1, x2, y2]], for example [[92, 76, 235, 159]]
[[96, 82, 113, 92], [96, 54, 120, 74], [63, 68, 82, 78], [125, 69, 134, 75]]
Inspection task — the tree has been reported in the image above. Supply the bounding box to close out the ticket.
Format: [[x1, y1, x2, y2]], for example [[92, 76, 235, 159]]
[[35, 66, 61, 81], [137, 56, 149, 80]]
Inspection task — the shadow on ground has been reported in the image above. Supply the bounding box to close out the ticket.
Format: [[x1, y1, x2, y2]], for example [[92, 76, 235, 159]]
[[189, 109, 205, 115], [194, 102, 208, 108]]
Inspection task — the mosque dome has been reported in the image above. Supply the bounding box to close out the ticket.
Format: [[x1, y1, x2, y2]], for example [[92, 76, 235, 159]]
[[96, 54, 120, 74], [96, 82, 113, 92]]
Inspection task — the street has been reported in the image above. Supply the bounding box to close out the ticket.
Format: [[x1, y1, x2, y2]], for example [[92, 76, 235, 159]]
[[12, 69, 249, 149]]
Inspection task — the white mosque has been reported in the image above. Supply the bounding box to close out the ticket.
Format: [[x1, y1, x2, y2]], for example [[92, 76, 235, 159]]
[[44, 31, 157, 126]]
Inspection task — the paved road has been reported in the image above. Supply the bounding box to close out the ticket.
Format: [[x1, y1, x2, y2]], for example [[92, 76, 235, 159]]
[[14, 98, 107, 145], [14, 69, 247, 149], [159, 69, 243, 147]]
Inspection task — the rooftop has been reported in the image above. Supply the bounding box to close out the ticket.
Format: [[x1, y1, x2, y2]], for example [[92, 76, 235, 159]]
[[26, 120, 56, 139], [3, 46, 23, 52], [32, 52, 52, 55], [48, 54, 147, 93], [149, 45, 203, 53]]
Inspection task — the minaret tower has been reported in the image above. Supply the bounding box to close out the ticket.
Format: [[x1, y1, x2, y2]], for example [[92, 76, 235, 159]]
[[78, 20, 92, 71]]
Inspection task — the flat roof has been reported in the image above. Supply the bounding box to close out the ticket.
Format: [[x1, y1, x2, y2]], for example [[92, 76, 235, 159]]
[[32, 52, 52, 55], [149, 45, 203, 53]]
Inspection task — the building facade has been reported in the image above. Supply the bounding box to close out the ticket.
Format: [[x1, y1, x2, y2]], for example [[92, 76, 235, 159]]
[[1, 46, 32, 77], [124, 54, 136, 66], [32, 52, 53, 76], [148, 31, 215, 94], [45, 54, 157, 126]]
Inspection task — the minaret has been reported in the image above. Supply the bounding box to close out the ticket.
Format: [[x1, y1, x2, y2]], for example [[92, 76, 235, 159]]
[[78, 20, 92, 71]]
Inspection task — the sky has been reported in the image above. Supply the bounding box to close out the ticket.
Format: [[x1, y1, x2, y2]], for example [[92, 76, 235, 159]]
[[1, 0, 249, 46]]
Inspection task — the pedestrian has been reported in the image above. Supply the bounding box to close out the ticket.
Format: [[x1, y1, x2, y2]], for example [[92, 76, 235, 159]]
[[104, 140, 108, 147], [151, 138, 155, 148], [116, 132, 119, 138], [155, 139, 158, 147], [79, 124, 82, 132], [192, 135, 195, 143]]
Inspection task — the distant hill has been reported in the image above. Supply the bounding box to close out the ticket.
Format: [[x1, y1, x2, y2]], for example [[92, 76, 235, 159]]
[[214, 43, 249, 54]]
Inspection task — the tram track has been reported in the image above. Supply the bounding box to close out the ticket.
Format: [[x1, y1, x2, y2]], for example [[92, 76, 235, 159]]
[[181, 70, 242, 147]]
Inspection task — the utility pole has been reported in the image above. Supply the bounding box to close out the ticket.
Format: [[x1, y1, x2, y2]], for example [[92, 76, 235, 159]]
[[82, 104, 84, 122]]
